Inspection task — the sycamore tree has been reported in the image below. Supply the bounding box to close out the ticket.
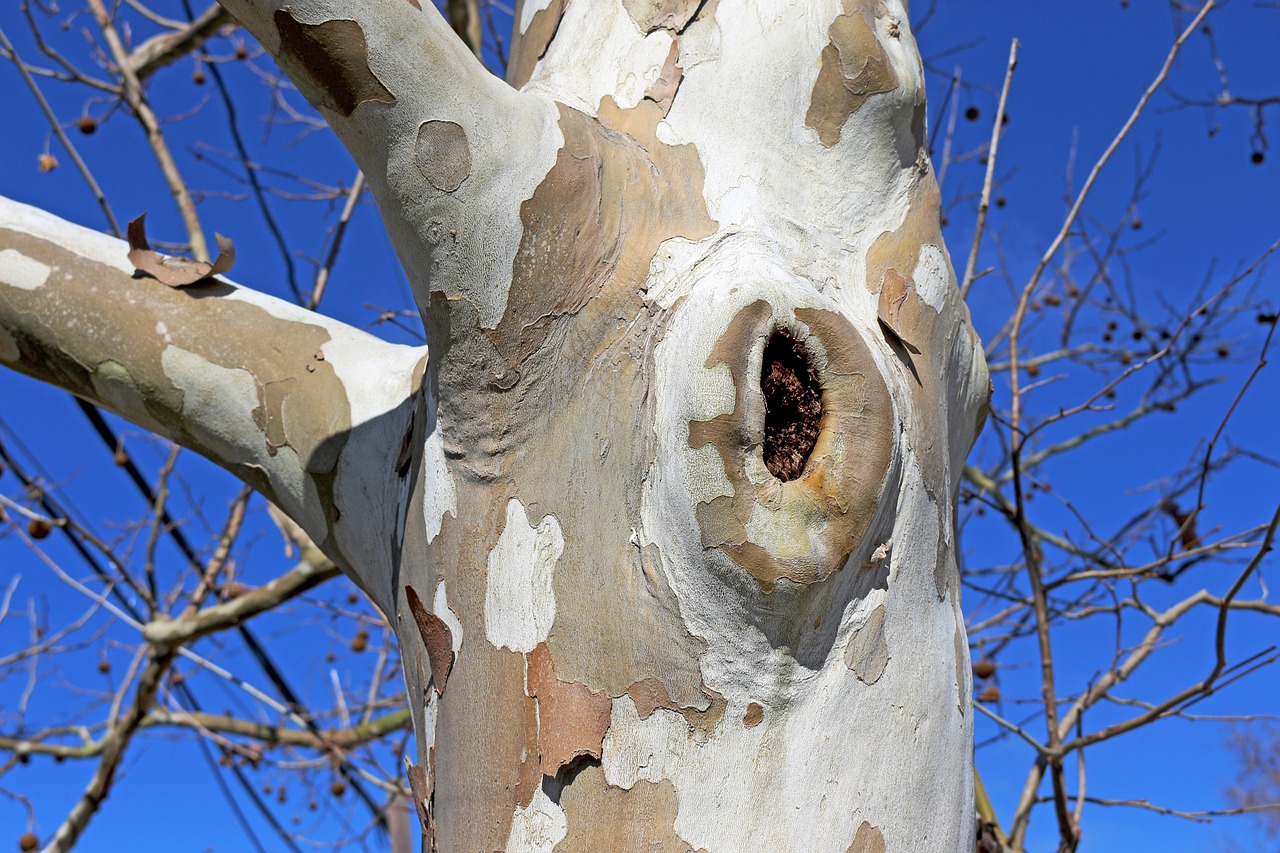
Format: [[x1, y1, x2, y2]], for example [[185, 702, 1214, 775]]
[[0, 1, 1277, 852]]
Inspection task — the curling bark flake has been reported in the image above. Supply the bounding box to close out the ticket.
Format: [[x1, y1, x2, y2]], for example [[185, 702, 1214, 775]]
[[0, 0, 989, 850]]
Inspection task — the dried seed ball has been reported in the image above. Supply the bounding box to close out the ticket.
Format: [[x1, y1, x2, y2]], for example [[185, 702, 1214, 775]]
[[1044, 294, 1061, 307], [347, 592, 359, 605], [350, 629, 369, 653], [235, 44, 249, 60], [330, 779, 347, 797], [193, 69, 206, 85], [28, 518, 53, 540], [1252, 151, 1265, 165], [973, 660, 996, 679], [995, 196, 1007, 208], [38, 154, 58, 172], [76, 116, 97, 135], [20, 833, 39, 852], [97, 659, 110, 674], [965, 106, 980, 121], [978, 685, 1001, 703]]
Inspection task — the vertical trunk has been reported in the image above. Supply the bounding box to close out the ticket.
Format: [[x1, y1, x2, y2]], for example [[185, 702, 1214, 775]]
[[396, 1, 989, 850], [2, 0, 989, 848]]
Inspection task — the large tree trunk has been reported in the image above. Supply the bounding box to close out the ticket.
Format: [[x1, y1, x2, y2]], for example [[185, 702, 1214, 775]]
[[0, 0, 989, 849]]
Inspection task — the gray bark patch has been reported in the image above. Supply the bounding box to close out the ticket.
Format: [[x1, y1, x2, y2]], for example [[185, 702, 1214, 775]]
[[273, 12, 395, 117], [844, 604, 888, 684], [416, 121, 473, 192]]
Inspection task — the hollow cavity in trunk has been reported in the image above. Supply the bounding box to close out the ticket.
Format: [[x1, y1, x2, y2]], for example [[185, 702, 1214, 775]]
[[761, 329, 823, 482]]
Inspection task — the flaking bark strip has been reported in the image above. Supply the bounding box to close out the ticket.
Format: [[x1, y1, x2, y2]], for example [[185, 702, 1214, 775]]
[[407, 585, 455, 695], [127, 214, 234, 287], [405, 759, 434, 843]]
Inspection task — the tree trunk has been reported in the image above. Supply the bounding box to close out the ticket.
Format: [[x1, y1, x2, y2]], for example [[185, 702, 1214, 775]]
[[0, 0, 989, 849]]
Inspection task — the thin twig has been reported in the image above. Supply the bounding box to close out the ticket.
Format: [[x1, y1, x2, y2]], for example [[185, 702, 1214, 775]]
[[961, 38, 1018, 300]]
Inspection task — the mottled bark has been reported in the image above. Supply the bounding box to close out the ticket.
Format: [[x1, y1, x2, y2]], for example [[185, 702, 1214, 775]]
[[0, 0, 988, 850]]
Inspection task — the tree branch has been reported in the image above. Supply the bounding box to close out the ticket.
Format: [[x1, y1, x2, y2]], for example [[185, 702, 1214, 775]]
[[213, 0, 562, 322], [0, 195, 425, 612]]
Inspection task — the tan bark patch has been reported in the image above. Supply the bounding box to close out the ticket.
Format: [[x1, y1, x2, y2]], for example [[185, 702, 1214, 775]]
[[742, 702, 764, 728], [689, 302, 894, 592], [415, 120, 472, 193], [806, 10, 899, 147], [507, 0, 566, 89], [847, 820, 886, 853], [645, 40, 684, 115], [527, 643, 612, 776], [556, 764, 700, 852], [622, 0, 702, 33], [272, 11, 395, 117], [844, 603, 889, 683], [491, 100, 715, 367], [407, 585, 455, 695]]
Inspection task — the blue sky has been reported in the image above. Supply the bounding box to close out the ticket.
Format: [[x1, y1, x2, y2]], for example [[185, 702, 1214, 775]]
[[1, 2, 1278, 851]]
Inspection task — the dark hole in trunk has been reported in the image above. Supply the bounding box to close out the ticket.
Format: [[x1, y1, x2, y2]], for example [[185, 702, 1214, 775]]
[[761, 329, 823, 482]]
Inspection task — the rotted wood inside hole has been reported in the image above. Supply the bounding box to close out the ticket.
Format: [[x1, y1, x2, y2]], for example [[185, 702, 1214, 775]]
[[762, 329, 823, 482]]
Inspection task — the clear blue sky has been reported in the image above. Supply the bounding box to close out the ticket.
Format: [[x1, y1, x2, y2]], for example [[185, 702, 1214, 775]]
[[1, 2, 1277, 851]]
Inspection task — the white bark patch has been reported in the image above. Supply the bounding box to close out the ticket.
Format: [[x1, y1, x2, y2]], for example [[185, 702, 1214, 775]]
[[504, 785, 567, 852], [0, 326, 18, 362], [434, 580, 464, 655], [423, 422, 457, 543], [484, 499, 564, 652], [912, 244, 950, 312], [0, 249, 51, 291], [527, 1, 674, 113]]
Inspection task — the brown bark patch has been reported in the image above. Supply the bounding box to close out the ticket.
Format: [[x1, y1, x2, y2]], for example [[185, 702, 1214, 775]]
[[406, 585, 455, 695], [415, 121, 472, 193], [847, 820, 886, 853], [806, 10, 899, 147], [556, 764, 701, 852], [507, 0, 566, 89], [742, 702, 764, 728], [273, 12, 395, 117], [761, 329, 823, 482], [689, 303, 894, 592], [526, 643, 611, 776], [622, 0, 703, 33]]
